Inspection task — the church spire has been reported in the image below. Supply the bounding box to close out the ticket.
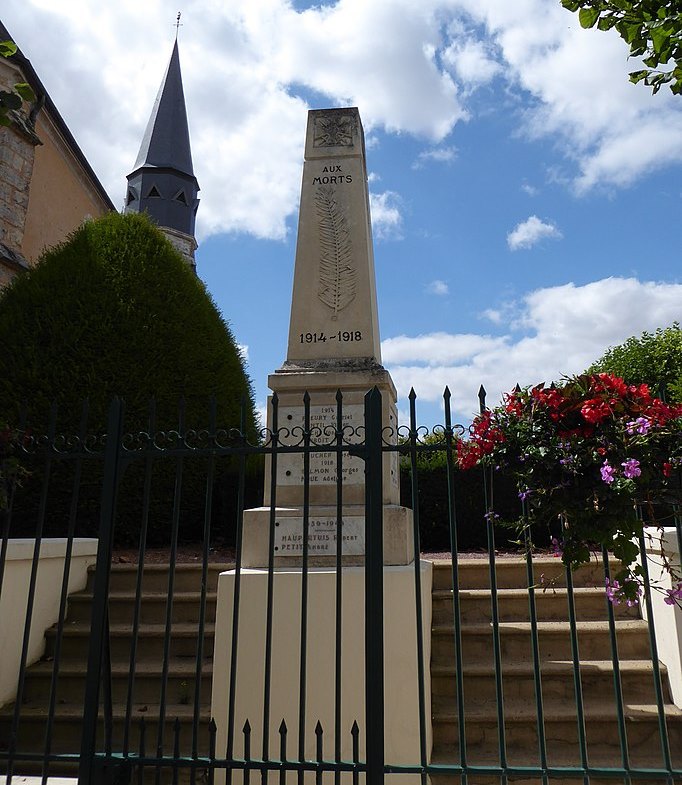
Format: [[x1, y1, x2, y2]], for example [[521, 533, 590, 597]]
[[125, 39, 200, 271]]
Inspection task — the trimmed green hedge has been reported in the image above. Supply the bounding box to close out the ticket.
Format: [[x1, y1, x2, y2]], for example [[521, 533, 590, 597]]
[[0, 212, 260, 544]]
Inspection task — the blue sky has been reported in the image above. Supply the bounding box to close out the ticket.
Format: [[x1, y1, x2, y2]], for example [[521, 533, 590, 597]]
[[3, 1, 681, 427]]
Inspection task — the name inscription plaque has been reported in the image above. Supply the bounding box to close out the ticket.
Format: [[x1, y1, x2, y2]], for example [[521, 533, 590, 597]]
[[277, 404, 365, 486], [274, 516, 364, 557]]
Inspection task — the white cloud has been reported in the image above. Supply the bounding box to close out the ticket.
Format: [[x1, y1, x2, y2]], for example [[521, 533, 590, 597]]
[[412, 145, 458, 169], [442, 38, 501, 85], [521, 182, 538, 196], [4, 0, 682, 243], [507, 215, 562, 251], [456, 0, 682, 192], [369, 191, 403, 241], [425, 280, 449, 296], [382, 277, 682, 419]]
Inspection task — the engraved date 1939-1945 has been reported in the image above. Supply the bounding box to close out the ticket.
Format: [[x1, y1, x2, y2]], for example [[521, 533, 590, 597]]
[[300, 330, 362, 343]]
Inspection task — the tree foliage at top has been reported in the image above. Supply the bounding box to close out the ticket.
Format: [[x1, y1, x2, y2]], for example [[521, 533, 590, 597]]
[[561, 1, 682, 94], [0, 40, 36, 127], [588, 323, 682, 402]]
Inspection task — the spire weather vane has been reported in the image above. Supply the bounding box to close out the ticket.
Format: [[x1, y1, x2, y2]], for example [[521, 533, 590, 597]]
[[175, 12, 182, 40]]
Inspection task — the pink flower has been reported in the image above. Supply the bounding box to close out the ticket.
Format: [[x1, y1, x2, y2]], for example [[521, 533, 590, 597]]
[[621, 458, 641, 479], [600, 460, 617, 484], [606, 577, 642, 606], [664, 583, 682, 606], [626, 417, 650, 436]]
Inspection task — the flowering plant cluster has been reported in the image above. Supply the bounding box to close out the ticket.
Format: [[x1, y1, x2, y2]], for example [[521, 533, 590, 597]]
[[458, 374, 682, 604]]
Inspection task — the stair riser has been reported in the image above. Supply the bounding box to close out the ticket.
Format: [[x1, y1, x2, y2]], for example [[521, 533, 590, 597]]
[[432, 630, 652, 663], [0, 758, 207, 785], [45, 634, 214, 662], [432, 595, 638, 624], [432, 719, 682, 763], [21, 673, 212, 706], [91, 566, 230, 594], [66, 595, 217, 625], [431, 672, 669, 705], [0, 717, 211, 758], [432, 562, 610, 591]]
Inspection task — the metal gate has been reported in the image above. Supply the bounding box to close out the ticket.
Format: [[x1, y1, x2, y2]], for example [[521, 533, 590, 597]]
[[1, 388, 681, 784]]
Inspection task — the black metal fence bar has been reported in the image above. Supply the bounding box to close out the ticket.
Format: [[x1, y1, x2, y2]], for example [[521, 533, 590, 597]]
[[364, 387, 384, 785], [601, 546, 632, 779], [333, 389, 344, 785], [523, 524, 549, 785], [79, 398, 124, 785], [444, 388, 468, 782], [637, 528, 673, 782], [260, 392, 279, 781], [297, 392, 312, 785], [123, 400, 156, 755], [41, 400, 90, 785], [406, 389, 428, 783], [564, 564, 590, 784]]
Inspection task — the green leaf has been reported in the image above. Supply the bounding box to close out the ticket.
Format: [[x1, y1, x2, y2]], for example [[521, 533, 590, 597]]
[[0, 40, 17, 58], [14, 83, 35, 102], [579, 7, 601, 28], [629, 70, 649, 84], [598, 15, 619, 30], [629, 69, 650, 84], [561, 0, 581, 10], [618, 21, 644, 44], [651, 23, 674, 54]]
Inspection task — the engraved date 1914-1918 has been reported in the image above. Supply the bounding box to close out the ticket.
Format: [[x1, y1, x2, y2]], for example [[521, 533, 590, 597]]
[[300, 330, 362, 343]]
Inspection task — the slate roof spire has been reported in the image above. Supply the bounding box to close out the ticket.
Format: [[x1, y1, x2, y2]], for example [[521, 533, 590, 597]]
[[125, 38, 199, 270]]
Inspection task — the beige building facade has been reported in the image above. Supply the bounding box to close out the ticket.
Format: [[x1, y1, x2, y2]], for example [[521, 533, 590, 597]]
[[0, 21, 114, 287]]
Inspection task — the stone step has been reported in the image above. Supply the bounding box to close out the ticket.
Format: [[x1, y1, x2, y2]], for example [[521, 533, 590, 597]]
[[431, 558, 613, 591], [91, 563, 233, 594], [431, 659, 672, 705], [20, 661, 213, 706], [432, 586, 638, 624], [428, 753, 677, 785], [0, 703, 211, 758], [65, 591, 217, 625], [431, 702, 682, 767], [44, 622, 215, 662], [431, 620, 652, 663]]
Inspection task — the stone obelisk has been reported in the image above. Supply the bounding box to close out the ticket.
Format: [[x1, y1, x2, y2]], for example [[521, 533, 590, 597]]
[[242, 107, 411, 566], [213, 110, 430, 782]]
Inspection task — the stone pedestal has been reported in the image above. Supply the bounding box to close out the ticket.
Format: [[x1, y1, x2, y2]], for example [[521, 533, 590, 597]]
[[211, 563, 433, 785]]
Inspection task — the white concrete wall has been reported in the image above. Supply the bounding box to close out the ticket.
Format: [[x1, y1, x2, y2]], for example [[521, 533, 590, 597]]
[[641, 528, 682, 707], [0, 538, 98, 707], [212, 562, 432, 784]]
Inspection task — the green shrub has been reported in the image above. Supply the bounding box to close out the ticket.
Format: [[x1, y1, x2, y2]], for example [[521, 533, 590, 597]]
[[588, 323, 682, 403], [0, 212, 260, 544]]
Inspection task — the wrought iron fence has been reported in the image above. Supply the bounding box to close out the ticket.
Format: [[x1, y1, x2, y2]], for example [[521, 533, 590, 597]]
[[0, 389, 680, 785]]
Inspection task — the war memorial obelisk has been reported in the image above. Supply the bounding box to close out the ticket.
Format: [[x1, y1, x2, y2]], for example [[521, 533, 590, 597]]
[[242, 107, 411, 565], [212, 108, 431, 782]]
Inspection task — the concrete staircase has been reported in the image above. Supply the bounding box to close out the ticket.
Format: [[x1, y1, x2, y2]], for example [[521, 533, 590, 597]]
[[430, 557, 682, 784], [0, 562, 232, 779]]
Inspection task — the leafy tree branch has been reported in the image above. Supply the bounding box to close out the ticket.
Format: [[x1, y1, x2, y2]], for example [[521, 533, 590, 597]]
[[561, 1, 682, 94]]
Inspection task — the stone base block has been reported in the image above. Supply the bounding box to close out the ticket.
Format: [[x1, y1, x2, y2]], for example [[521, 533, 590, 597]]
[[211, 562, 433, 784], [242, 505, 414, 567]]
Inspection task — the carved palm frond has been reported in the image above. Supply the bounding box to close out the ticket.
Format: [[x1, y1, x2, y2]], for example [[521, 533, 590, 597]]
[[315, 186, 356, 319]]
